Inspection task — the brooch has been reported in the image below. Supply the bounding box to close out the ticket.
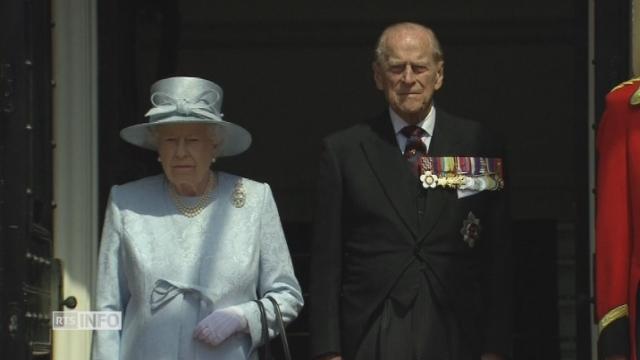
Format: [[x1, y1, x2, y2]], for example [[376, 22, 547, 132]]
[[460, 212, 481, 248], [231, 179, 246, 208]]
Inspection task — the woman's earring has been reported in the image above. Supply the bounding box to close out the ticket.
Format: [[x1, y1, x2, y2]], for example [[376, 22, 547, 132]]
[[157, 157, 161, 162], [211, 158, 216, 163]]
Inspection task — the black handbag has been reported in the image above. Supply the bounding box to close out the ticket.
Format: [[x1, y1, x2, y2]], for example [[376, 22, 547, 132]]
[[253, 295, 292, 360]]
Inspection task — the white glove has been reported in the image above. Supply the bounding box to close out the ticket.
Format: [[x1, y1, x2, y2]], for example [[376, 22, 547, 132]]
[[193, 306, 248, 347]]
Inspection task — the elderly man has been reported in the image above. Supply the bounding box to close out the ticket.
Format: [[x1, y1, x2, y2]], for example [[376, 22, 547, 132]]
[[309, 22, 513, 360]]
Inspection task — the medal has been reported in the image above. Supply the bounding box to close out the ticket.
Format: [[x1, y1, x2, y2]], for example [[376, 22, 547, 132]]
[[418, 156, 505, 192]]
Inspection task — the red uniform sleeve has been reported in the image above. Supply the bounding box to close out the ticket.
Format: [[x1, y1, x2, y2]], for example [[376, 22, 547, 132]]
[[595, 82, 636, 359]]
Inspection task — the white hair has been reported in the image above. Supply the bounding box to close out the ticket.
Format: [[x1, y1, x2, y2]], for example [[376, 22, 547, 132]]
[[374, 22, 444, 65]]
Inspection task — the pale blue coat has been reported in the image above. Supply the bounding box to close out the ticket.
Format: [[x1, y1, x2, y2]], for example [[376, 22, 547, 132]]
[[91, 172, 303, 360]]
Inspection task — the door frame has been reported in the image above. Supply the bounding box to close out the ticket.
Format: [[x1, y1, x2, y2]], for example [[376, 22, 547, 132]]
[[51, 0, 98, 358]]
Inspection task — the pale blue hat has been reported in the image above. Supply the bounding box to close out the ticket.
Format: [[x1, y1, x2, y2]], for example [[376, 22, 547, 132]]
[[120, 76, 252, 157]]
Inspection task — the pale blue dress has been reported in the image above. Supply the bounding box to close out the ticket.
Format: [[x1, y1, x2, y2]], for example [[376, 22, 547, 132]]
[[91, 172, 303, 360]]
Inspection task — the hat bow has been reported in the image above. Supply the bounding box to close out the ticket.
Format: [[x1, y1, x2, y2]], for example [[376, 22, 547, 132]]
[[145, 90, 222, 119]]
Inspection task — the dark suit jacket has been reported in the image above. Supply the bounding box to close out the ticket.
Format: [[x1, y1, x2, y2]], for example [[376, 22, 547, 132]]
[[309, 109, 513, 360]]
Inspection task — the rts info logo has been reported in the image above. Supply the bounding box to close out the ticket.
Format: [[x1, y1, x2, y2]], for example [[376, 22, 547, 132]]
[[52, 311, 121, 330]]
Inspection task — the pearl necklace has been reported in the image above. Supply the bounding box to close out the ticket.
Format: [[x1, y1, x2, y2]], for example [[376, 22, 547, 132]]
[[169, 173, 215, 217]]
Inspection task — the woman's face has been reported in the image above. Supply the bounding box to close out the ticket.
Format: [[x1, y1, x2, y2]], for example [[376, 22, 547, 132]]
[[156, 124, 219, 195]]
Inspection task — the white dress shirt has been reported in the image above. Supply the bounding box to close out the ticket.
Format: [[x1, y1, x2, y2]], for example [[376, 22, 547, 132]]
[[389, 106, 436, 154]]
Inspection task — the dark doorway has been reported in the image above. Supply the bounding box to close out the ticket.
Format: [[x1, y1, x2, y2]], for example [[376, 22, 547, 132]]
[[0, 0, 58, 359]]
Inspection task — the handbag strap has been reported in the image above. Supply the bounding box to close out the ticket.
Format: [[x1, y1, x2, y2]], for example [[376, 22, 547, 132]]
[[266, 296, 292, 360], [252, 299, 271, 360]]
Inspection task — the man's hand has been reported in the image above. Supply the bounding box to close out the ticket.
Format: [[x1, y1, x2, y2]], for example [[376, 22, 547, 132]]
[[193, 306, 247, 347], [481, 353, 504, 360]]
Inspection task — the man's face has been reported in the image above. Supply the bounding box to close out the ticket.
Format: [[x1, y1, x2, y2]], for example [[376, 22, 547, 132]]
[[373, 29, 444, 125]]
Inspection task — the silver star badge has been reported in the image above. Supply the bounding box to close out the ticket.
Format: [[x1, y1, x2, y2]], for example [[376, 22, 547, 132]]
[[460, 211, 481, 248]]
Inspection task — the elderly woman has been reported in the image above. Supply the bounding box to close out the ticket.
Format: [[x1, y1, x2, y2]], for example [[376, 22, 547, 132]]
[[91, 77, 303, 360]]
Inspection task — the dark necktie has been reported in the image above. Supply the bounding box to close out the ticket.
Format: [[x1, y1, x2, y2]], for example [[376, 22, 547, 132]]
[[400, 125, 427, 176]]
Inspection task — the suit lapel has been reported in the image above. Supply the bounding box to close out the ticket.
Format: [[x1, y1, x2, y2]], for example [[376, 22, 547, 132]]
[[360, 113, 421, 239], [417, 110, 462, 241]]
